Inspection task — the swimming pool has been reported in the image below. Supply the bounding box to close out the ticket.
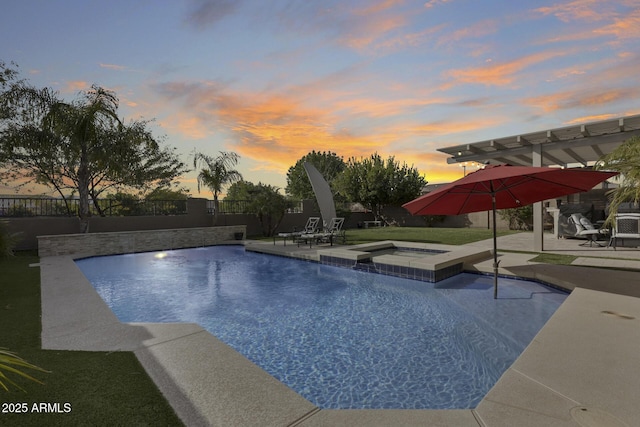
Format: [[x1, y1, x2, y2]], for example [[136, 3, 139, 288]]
[[76, 245, 567, 409]]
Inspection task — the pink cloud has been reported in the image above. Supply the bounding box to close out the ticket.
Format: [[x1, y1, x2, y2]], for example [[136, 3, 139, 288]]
[[63, 80, 90, 93], [525, 87, 640, 113], [445, 50, 565, 87]]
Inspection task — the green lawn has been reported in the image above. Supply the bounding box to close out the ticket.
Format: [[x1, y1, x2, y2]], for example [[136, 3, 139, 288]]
[[0, 253, 183, 427], [344, 226, 519, 245]]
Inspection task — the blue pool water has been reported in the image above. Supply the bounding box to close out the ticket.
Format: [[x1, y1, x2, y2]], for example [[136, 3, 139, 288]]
[[76, 245, 567, 409]]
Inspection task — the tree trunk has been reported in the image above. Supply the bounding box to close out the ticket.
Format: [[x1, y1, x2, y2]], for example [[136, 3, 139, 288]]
[[78, 149, 91, 233], [78, 182, 90, 233], [212, 195, 219, 226]]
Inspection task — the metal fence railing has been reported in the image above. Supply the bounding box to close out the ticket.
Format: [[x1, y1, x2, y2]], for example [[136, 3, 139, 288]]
[[0, 197, 187, 217], [1, 197, 305, 217], [208, 199, 304, 215]]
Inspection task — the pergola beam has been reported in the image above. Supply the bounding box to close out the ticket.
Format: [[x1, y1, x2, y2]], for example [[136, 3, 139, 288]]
[[562, 148, 588, 166]]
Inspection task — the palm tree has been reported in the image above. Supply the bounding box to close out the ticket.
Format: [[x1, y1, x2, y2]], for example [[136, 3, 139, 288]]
[[596, 135, 640, 223], [58, 86, 121, 232], [192, 151, 243, 220]]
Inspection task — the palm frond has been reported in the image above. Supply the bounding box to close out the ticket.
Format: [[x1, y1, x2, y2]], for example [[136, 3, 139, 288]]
[[0, 349, 49, 392], [596, 136, 640, 223]]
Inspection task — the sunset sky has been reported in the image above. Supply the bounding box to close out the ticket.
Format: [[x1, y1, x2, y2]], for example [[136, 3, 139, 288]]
[[2, 0, 639, 197]]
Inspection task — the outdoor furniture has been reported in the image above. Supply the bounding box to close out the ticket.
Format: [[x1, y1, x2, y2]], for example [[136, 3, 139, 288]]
[[297, 217, 345, 247], [317, 217, 346, 245], [568, 213, 607, 247], [609, 213, 640, 250], [274, 217, 319, 246], [402, 164, 616, 299], [557, 203, 596, 239]]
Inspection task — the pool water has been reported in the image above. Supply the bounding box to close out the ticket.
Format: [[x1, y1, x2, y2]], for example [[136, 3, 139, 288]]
[[76, 245, 567, 409]]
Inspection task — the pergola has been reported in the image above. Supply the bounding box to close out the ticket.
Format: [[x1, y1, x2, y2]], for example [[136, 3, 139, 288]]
[[438, 114, 640, 251]]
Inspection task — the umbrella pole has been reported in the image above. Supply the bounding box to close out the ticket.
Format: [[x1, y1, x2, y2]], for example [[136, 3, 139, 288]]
[[492, 194, 499, 299]]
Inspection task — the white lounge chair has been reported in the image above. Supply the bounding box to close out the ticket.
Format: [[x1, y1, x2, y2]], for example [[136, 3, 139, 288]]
[[317, 217, 345, 245], [274, 217, 320, 246], [568, 213, 606, 247], [297, 217, 345, 247]]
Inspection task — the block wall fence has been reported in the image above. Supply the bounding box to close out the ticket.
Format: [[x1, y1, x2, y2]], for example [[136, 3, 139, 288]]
[[7, 197, 514, 253]]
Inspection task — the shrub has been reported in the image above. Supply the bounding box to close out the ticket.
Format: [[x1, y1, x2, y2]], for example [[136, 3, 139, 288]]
[[0, 220, 19, 258], [499, 206, 533, 230]]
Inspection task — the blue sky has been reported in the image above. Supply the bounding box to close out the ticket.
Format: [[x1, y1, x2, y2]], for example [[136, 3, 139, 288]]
[[2, 0, 639, 197]]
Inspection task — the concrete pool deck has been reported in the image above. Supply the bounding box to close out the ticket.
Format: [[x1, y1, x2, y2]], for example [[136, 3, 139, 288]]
[[39, 233, 640, 426]]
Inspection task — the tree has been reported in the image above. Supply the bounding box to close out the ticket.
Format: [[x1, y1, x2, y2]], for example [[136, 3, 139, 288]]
[[145, 187, 189, 200], [499, 206, 533, 230], [335, 153, 426, 222], [0, 67, 187, 232], [227, 180, 291, 236], [192, 151, 242, 220], [285, 151, 345, 199], [596, 135, 640, 223], [225, 179, 253, 200]]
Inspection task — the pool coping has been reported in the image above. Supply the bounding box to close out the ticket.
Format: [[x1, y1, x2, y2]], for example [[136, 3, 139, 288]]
[[39, 243, 640, 426]]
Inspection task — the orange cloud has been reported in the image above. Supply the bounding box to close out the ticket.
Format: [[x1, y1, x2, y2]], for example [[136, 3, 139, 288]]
[[564, 113, 618, 125], [404, 116, 504, 136], [445, 50, 565, 87], [354, 0, 405, 16], [438, 19, 499, 46], [154, 83, 391, 171], [535, 0, 609, 23], [341, 14, 408, 51], [162, 112, 211, 139], [334, 1, 430, 52], [594, 9, 640, 40], [334, 95, 450, 118], [400, 151, 467, 184], [154, 76, 506, 179], [535, 2, 640, 44], [62, 80, 90, 93], [375, 24, 446, 51], [525, 87, 640, 113]]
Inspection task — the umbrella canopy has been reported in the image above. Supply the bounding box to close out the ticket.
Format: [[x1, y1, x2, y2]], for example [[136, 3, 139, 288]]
[[402, 164, 618, 298]]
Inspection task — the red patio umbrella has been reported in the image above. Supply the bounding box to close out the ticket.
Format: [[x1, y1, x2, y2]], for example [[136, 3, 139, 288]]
[[402, 164, 617, 298]]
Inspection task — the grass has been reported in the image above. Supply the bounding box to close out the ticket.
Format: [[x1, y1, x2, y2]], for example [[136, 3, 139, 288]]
[[0, 253, 183, 427], [344, 226, 519, 245], [258, 226, 520, 245], [529, 253, 578, 265]]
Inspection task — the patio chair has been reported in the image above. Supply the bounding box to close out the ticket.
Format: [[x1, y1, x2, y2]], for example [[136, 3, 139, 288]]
[[609, 213, 640, 250], [568, 213, 606, 247], [297, 217, 345, 247], [317, 217, 346, 245], [274, 217, 320, 246]]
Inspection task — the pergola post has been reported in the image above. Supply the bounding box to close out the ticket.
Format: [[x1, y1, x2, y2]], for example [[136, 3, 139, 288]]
[[532, 145, 544, 252]]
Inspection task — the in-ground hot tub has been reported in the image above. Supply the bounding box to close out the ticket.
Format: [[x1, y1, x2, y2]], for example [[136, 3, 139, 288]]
[[319, 240, 492, 282]]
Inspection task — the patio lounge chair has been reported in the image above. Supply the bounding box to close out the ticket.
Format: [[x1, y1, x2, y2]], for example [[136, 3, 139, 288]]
[[568, 213, 606, 247], [609, 213, 640, 250], [297, 217, 345, 247], [317, 217, 346, 245], [274, 217, 320, 246]]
